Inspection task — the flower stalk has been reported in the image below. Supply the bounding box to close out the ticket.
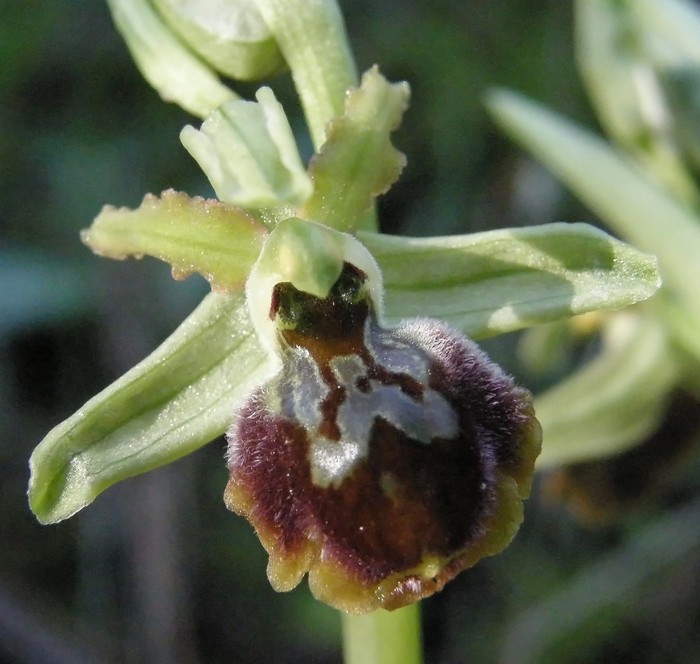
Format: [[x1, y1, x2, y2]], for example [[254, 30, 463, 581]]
[[342, 605, 423, 664]]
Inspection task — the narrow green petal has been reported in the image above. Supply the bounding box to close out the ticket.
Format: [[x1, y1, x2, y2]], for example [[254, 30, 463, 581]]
[[151, 0, 285, 80], [106, 0, 236, 118], [535, 312, 679, 469], [302, 67, 409, 233], [360, 223, 660, 339], [81, 189, 268, 292], [28, 293, 275, 524], [486, 89, 700, 331]]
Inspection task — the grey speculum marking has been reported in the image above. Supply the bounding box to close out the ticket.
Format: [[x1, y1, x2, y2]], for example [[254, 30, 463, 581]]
[[297, 334, 459, 487]]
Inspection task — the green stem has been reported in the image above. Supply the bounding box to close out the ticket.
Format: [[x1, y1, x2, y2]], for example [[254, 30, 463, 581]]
[[342, 604, 424, 664], [253, 0, 358, 149]]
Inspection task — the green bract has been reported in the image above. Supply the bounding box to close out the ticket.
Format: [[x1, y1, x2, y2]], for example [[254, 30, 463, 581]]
[[106, 0, 237, 117], [486, 0, 700, 479], [151, 0, 285, 80]]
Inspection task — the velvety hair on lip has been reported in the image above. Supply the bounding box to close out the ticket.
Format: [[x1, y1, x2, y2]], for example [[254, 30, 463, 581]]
[[225, 262, 542, 614]]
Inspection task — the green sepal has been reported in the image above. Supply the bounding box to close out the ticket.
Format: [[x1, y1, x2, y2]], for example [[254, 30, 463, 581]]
[[360, 223, 661, 339], [81, 189, 269, 293], [28, 292, 275, 525], [151, 0, 285, 81], [486, 88, 700, 340], [535, 312, 679, 469], [106, 0, 236, 118], [302, 67, 409, 233]]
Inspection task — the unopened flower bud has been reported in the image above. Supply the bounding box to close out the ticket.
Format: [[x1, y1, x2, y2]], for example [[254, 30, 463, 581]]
[[151, 0, 285, 81]]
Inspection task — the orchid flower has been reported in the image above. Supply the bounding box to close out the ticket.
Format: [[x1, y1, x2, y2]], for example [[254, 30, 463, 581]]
[[28, 1, 661, 661]]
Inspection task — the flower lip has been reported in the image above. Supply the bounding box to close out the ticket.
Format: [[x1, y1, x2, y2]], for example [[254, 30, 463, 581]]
[[226, 262, 542, 613]]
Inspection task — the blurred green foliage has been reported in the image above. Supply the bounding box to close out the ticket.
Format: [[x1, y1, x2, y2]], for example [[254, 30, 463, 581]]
[[2, 1, 698, 663]]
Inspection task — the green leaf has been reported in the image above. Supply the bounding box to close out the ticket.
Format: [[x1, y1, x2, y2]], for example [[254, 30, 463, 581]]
[[501, 494, 700, 663], [106, 0, 236, 118], [575, 0, 652, 151], [180, 88, 312, 209], [574, 0, 697, 201], [301, 67, 409, 233], [81, 189, 268, 292], [151, 0, 285, 81], [633, 0, 700, 65], [29, 292, 275, 524], [534, 312, 679, 469], [486, 88, 700, 335], [359, 223, 660, 339]]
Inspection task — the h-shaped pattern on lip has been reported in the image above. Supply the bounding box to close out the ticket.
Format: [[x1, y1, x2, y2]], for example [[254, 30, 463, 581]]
[[279, 319, 460, 488]]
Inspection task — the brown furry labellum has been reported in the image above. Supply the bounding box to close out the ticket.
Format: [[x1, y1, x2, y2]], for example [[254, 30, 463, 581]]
[[225, 262, 541, 613]]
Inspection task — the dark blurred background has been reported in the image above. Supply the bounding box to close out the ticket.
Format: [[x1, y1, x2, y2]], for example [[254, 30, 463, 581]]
[[2, 1, 699, 663]]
